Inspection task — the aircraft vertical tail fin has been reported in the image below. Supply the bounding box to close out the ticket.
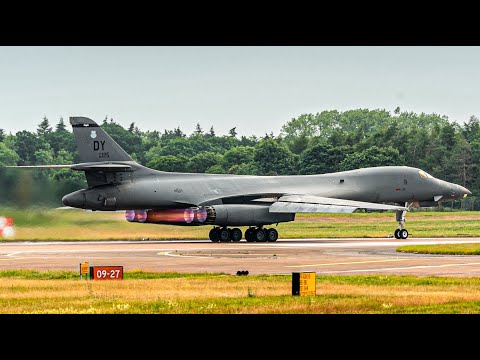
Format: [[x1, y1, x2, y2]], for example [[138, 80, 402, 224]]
[[70, 117, 134, 163]]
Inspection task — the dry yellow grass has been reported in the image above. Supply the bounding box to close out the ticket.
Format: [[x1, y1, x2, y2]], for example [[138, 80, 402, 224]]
[[2, 276, 480, 313]]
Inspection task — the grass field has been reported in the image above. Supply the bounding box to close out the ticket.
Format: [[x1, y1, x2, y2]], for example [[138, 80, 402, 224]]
[[397, 244, 480, 255], [2, 210, 480, 314], [2, 270, 480, 313], [1, 207, 480, 241]]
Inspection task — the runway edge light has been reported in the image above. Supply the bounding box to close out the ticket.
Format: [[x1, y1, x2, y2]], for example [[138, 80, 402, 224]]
[[292, 272, 316, 296], [0, 217, 15, 239]]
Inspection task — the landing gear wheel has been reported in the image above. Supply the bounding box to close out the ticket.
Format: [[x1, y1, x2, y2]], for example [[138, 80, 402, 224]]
[[395, 204, 410, 240], [230, 228, 243, 242], [218, 227, 231, 242], [254, 228, 267, 242], [266, 228, 278, 242], [245, 228, 254, 242], [209, 228, 219, 242], [394, 229, 401, 239]]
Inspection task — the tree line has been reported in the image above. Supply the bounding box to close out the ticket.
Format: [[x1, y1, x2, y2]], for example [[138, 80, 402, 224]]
[[0, 109, 479, 208]]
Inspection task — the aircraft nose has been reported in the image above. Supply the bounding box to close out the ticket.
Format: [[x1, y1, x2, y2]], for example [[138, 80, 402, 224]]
[[460, 186, 472, 197], [453, 184, 472, 199], [437, 180, 472, 199]]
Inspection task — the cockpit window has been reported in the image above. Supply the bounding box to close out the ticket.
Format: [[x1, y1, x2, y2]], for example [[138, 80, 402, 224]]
[[418, 170, 434, 179]]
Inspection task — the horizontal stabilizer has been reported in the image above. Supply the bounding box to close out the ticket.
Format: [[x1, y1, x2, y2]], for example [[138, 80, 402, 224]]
[[5, 162, 132, 172], [71, 163, 132, 172], [4, 165, 72, 169]]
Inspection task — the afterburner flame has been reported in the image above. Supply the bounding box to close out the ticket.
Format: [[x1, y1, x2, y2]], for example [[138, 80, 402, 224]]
[[125, 207, 210, 225], [147, 209, 193, 223]]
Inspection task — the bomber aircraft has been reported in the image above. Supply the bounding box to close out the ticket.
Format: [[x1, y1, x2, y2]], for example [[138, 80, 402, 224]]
[[7, 117, 472, 242]]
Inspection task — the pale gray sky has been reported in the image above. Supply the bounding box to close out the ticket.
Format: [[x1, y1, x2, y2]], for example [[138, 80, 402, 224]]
[[1, 46, 479, 137]]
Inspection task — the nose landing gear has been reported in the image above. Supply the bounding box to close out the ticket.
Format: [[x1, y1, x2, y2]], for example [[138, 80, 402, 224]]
[[394, 202, 411, 239]]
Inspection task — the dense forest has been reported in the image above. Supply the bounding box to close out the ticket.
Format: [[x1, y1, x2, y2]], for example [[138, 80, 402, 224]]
[[0, 108, 479, 209]]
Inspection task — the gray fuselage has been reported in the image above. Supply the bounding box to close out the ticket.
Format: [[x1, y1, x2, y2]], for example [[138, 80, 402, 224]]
[[63, 164, 468, 211]]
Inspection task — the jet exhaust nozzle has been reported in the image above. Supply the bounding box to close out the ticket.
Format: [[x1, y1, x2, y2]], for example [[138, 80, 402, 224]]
[[125, 208, 209, 225]]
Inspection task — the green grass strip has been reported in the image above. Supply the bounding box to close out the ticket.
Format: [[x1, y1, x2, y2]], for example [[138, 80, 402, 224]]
[[397, 243, 480, 255]]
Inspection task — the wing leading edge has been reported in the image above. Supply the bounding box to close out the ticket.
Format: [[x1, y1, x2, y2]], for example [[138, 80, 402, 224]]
[[269, 194, 408, 213]]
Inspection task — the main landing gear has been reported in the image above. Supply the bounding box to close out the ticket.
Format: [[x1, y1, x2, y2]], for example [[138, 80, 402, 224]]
[[209, 226, 279, 242], [394, 203, 410, 239]]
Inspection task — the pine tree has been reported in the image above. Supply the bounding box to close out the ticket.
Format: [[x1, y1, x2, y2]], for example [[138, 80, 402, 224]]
[[195, 123, 203, 135], [37, 116, 52, 136], [174, 127, 185, 137], [128, 122, 135, 132], [55, 117, 67, 132]]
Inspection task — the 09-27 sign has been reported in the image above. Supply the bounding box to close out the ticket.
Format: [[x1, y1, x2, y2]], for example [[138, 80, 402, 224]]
[[89, 266, 124, 280]]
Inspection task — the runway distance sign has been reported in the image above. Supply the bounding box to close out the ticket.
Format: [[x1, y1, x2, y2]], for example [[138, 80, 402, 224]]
[[89, 266, 124, 280], [292, 272, 316, 296], [80, 262, 89, 279]]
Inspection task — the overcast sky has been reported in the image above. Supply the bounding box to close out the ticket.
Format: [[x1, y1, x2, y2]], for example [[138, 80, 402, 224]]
[[0, 46, 479, 137]]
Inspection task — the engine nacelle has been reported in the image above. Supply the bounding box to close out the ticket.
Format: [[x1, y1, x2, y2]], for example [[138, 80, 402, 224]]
[[125, 204, 294, 226], [208, 204, 294, 226]]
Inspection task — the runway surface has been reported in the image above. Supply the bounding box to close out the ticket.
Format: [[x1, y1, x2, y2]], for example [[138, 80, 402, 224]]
[[2, 237, 480, 276]]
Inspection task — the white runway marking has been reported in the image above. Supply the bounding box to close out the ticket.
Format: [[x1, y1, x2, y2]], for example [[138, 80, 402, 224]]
[[0, 247, 253, 257], [156, 251, 211, 259], [4, 252, 24, 257], [286, 258, 413, 268], [255, 239, 480, 248], [3, 237, 480, 247], [1, 237, 480, 251], [0, 257, 39, 261], [317, 261, 480, 274]]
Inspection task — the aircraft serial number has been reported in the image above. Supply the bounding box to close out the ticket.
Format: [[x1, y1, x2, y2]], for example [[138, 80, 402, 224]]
[[98, 152, 110, 158]]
